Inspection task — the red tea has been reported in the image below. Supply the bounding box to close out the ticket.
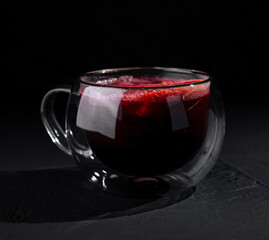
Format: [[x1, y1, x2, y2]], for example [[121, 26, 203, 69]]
[[78, 76, 210, 176]]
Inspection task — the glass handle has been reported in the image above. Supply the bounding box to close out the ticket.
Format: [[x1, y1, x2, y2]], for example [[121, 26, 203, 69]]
[[40, 86, 72, 156]]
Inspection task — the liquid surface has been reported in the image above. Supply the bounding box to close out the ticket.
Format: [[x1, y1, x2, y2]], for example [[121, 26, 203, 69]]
[[78, 76, 210, 176], [92, 75, 203, 88]]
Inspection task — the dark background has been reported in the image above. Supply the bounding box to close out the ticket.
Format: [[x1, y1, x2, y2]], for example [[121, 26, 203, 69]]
[[4, 1, 268, 102], [1, 2, 269, 239], [2, 1, 268, 169]]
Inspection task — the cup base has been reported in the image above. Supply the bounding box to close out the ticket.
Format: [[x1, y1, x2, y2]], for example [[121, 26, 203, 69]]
[[81, 168, 194, 199]]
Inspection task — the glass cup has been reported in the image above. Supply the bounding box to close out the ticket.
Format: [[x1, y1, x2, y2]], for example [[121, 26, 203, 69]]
[[41, 67, 225, 197]]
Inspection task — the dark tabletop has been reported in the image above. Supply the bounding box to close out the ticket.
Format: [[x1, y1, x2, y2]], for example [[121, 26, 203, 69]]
[[0, 98, 269, 240]]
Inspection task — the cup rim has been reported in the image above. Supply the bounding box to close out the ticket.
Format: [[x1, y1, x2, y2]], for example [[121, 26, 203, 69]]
[[79, 67, 211, 89]]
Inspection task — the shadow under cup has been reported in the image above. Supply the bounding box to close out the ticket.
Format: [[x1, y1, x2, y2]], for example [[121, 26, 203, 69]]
[[42, 67, 225, 197]]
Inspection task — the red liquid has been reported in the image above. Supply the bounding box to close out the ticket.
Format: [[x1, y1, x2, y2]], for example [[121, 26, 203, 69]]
[[82, 76, 210, 176]]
